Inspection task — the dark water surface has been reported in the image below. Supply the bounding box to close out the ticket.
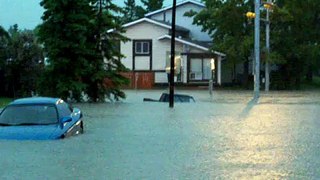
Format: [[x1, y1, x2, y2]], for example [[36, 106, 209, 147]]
[[1, 90, 320, 179]]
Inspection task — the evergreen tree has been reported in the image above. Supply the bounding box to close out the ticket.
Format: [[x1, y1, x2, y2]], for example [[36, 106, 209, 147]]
[[84, 0, 129, 102], [124, 0, 136, 22], [122, 0, 145, 23], [38, 0, 129, 101], [38, 0, 92, 101], [141, 0, 163, 13], [122, 0, 146, 23]]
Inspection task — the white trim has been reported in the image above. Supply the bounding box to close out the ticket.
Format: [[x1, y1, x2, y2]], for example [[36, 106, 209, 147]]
[[135, 41, 150, 55], [123, 18, 172, 29], [158, 35, 208, 51], [217, 56, 222, 85], [107, 18, 172, 33], [145, 0, 205, 17], [158, 35, 226, 57]]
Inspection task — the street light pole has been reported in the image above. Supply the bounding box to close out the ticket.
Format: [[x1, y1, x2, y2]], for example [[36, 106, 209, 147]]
[[265, 0, 271, 92], [169, 0, 177, 108], [254, 0, 260, 99]]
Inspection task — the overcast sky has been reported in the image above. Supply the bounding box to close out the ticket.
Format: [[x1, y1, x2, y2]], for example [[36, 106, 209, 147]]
[[0, 0, 184, 30]]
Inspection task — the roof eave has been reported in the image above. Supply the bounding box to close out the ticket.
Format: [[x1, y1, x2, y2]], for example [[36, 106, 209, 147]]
[[107, 18, 172, 33], [145, 0, 205, 17], [158, 35, 226, 57]]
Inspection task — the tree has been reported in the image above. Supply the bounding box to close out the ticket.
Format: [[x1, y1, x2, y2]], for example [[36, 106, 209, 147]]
[[141, 0, 163, 13], [186, 0, 255, 87], [38, 0, 92, 101], [189, 0, 320, 89], [268, 0, 320, 89], [84, 0, 129, 102], [122, 0, 145, 23], [38, 0, 129, 102], [0, 26, 10, 96], [0, 25, 44, 97]]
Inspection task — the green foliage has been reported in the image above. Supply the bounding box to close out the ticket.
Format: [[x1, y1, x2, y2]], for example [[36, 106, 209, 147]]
[[301, 76, 320, 90], [38, 0, 91, 101], [141, 0, 163, 13], [269, 0, 320, 89], [190, 0, 320, 89], [0, 98, 12, 108], [84, 0, 130, 102], [122, 0, 145, 23], [187, 0, 254, 84], [0, 25, 44, 98], [38, 0, 129, 102]]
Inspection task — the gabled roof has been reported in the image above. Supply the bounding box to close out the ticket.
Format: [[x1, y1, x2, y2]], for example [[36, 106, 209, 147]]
[[107, 18, 190, 33], [158, 35, 226, 57], [145, 0, 205, 17], [152, 19, 190, 32]]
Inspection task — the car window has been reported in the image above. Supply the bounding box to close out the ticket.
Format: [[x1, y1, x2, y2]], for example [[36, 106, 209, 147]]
[[0, 105, 58, 125], [57, 102, 72, 118], [178, 96, 190, 102]]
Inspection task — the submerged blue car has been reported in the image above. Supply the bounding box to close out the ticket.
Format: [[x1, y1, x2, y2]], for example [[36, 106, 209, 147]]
[[0, 97, 84, 140]]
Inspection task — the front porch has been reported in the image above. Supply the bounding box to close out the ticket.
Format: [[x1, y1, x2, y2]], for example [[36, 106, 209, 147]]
[[154, 52, 223, 86]]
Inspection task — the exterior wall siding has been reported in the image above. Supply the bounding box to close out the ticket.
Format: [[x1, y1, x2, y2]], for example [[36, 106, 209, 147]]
[[119, 17, 217, 87], [149, 3, 211, 41], [121, 22, 169, 71], [135, 56, 151, 70]]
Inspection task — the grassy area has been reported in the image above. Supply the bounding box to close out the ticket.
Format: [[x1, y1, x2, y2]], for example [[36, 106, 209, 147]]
[[0, 98, 12, 108], [302, 76, 320, 90]]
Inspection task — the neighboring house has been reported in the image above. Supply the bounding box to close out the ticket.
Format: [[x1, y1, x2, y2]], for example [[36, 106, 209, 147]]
[[114, 0, 226, 89]]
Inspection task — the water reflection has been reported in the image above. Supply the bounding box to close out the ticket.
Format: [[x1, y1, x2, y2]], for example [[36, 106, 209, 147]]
[[218, 103, 294, 179], [1, 90, 320, 179]]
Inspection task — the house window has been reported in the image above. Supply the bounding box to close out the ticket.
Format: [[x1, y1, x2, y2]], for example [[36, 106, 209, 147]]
[[133, 40, 152, 70], [135, 41, 150, 55], [189, 58, 215, 81]]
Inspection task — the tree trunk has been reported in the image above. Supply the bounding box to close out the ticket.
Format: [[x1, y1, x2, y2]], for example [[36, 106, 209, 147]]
[[306, 65, 313, 82], [243, 59, 249, 88], [232, 63, 236, 85]]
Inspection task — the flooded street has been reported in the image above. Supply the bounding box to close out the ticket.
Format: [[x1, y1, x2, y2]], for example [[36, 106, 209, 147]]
[[1, 90, 320, 179]]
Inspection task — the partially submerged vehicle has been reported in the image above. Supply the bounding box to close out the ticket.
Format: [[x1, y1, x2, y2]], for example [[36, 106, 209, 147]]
[[143, 93, 195, 103], [0, 97, 84, 140]]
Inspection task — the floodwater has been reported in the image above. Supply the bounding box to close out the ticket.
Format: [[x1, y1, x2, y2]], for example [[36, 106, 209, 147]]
[[1, 90, 320, 179]]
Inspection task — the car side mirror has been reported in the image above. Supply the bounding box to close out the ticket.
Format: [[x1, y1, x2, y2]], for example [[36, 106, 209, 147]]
[[61, 116, 72, 123], [60, 116, 72, 129]]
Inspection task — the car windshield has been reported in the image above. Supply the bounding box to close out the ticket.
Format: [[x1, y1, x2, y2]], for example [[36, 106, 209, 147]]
[[0, 104, 58, 125]]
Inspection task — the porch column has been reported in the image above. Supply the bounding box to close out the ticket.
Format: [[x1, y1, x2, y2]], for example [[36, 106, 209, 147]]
[[182, 45, 190, 84], [182, 55, 188, 83], [217, 56, 222, 85]]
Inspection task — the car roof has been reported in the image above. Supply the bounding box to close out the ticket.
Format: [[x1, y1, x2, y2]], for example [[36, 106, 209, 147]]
[[161, 93, 193, 98], [9, 97, 61, 105]]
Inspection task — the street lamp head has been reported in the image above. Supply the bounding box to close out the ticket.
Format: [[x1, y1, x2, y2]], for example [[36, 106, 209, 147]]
[[263, 2, 274, 10], [246, 12, 256, 19]]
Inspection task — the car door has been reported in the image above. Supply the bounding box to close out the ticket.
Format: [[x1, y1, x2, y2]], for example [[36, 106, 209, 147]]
[[57, 102, 76, 134]]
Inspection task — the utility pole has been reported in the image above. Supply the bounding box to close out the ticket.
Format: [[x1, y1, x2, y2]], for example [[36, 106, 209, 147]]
[[265, 0, 271, 92], [254, 0, 260, 99], [169, 0, 177, 108]]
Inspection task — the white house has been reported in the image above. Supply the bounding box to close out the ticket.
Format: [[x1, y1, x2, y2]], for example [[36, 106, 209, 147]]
[[115, 0, 226, 89]]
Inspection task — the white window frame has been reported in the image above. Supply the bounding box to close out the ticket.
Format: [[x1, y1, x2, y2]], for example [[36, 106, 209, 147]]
[[135, 41, 150, 55]]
